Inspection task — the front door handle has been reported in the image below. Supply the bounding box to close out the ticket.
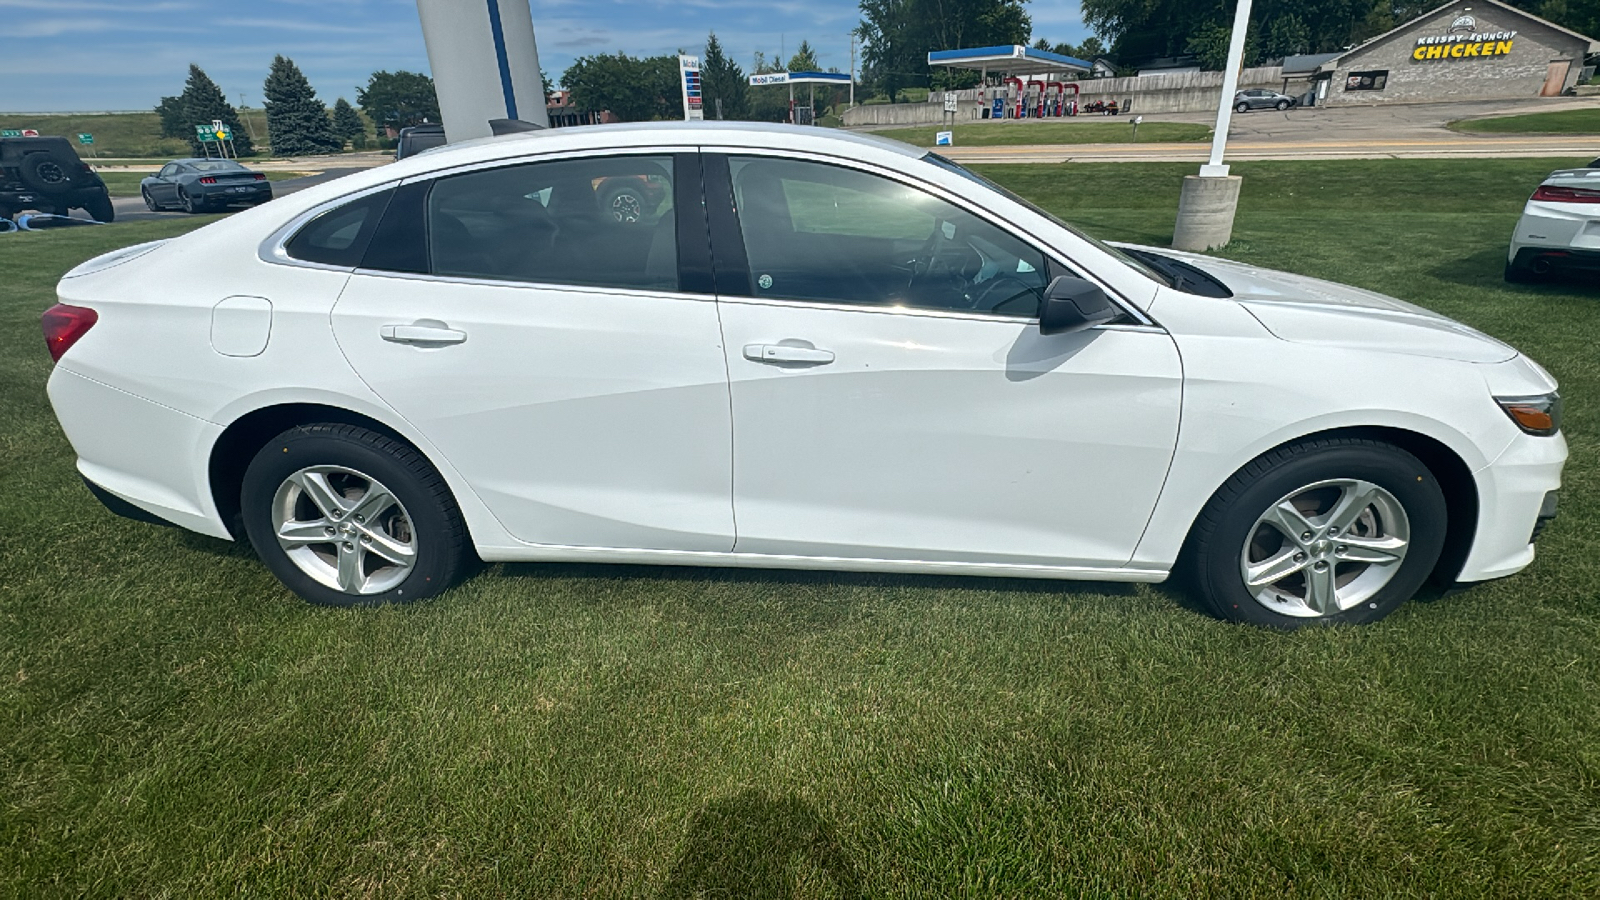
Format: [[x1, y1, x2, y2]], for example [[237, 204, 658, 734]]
[[743, 343, 835, 365], [380, 323, 467, 345]]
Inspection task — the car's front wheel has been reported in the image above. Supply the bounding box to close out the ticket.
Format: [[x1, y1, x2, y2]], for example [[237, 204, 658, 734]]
[[1276, 99, 1291, 111], [241, 424, 474, 606], [1235, 101, 1250, 113], [1185, 438, 1447, 628]]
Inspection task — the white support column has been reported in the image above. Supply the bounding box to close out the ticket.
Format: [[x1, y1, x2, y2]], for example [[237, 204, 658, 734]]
[[1200, 0, 1254, 177], [416, 0, 548, 144]]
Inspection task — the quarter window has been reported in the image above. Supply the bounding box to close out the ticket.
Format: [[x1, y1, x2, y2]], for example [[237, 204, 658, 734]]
[[284, 187, 394, 268], [424, 155, 678, 291], [729, 156, 1051, 317]]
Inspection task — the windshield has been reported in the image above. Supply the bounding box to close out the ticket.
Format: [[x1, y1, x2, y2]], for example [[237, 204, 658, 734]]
[[921, 152, 1171, 288], [189, 160, 246, 172]]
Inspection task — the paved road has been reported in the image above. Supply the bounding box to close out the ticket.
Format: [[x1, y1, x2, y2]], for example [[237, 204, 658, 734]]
[[886, 97, 1600, 163], [107, 167, 367, 223]]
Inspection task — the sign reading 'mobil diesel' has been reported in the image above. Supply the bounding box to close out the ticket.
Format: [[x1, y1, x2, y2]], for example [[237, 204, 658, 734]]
[[1413, 30, 1517, 61]]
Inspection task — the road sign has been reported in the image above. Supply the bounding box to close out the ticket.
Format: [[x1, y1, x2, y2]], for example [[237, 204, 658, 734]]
[[0, 129, 21, 138], [77, 133, 94, 145], [21, 129, 39, 137], [943, 93, 959, 113]]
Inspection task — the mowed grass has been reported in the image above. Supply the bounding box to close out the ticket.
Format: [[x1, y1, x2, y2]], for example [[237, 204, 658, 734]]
[[3, 159, 1600, 897], [1451, 106, 1600, 134], [871, 120, 1211, 148], [94, 170, 310, 198]]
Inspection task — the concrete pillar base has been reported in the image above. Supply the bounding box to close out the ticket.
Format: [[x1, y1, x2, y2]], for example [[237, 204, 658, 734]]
[[1172, 175, 1242, 253]]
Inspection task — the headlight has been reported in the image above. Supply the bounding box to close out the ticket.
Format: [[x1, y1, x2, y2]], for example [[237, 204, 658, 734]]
[[1496, 393, 1563, 437]]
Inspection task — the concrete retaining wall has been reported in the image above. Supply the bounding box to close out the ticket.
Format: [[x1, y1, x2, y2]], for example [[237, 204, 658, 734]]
[[842, 67, 1285, 126]]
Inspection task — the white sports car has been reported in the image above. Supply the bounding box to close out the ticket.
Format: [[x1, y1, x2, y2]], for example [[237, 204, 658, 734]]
[[1507, 163, 1600, 283], [42, 122, 1565, 627]]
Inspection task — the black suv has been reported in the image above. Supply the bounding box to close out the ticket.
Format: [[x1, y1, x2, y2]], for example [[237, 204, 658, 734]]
[[1, 136, 115, 222]]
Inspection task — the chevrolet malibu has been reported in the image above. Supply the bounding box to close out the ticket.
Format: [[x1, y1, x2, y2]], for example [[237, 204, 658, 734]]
[[42, 122, 1565, 627]]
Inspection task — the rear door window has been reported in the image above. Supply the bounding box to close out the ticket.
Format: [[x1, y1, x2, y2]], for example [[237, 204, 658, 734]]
[[424, 155, 679, 292]]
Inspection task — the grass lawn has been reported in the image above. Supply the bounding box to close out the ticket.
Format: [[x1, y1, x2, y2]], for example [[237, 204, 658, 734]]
[[871, 120, 1211, 148], [1450, 107, 1600, 134], [3, 158, 1599, 897], [94, 170, 311, 198]]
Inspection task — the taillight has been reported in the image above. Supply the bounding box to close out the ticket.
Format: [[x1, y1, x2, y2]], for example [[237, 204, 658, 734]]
[[253, 173, 266, 181], [199, 176, 217, 184], [41, 304, 98, 362], [1531, 184, 1600, 204]]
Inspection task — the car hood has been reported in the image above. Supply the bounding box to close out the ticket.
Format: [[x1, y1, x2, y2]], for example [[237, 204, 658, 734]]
[[1126, 245, 1518, 364]]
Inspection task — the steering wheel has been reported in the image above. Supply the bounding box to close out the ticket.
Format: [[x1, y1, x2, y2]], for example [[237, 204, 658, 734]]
[[965, 274, 1041, 314], [901, 218, 955, 291]]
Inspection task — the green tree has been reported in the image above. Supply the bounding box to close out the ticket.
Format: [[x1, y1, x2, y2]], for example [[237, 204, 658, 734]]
[[330, 97, 367, 150], [355, 70, 440, 132], [858, 0, 1030, 101], [788, 40, 821, 72], [702, 32, 749, 119], [264, 55, 340, 156], [155, 64, 254, 156], [563, 53, 680, 122]]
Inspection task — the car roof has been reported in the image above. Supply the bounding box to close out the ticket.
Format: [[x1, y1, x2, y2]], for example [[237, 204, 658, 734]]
[[434, 120, 924, 163], [171, 158, 245, 165]]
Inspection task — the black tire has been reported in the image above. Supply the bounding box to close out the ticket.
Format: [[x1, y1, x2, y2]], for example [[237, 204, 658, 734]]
[[180, 188, 202, 214], [141, 187, 161, 211], [1184, 438, 1448, 628], [83, 191, 114, 223], [1276, 99, 1291, 111], [17, 149, 88, 193], [1504, 260, 1540, 284], [1235, 101, 1250, 113], [601, 184, 649, 224], [240, 424, 474, 607]]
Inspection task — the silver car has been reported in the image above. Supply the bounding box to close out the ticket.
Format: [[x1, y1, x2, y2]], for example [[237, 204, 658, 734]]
[[1234, 89, 1297, 112]]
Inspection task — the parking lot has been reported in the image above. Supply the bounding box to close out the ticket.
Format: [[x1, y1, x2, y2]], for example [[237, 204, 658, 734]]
[[2, 155, 1596, 896]]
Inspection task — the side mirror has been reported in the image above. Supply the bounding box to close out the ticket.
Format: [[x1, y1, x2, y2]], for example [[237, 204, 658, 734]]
[[1039, 275, 1120, 335]]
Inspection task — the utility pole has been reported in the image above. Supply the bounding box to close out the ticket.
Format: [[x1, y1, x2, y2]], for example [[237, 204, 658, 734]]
[[849, 31, 856, 107], [238, 92, 259, 142]]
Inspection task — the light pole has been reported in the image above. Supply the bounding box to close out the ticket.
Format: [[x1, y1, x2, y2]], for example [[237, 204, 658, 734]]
[[1173, 0, 1253, 252]]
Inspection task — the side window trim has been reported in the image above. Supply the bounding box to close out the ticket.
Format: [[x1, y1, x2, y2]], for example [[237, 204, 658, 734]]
[[701, 153, 752, 298], [673, 152, 716, 296]]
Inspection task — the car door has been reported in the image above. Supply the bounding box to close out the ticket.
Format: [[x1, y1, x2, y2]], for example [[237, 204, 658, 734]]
[[704, 152, 1183, 569], [328, 151, 736, 552], [154, 164, 182, 203]]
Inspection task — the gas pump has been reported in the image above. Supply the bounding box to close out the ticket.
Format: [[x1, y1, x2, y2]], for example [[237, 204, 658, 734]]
[[1042, 82, 1063, 117], [1026, 79, 1046, 118], [1004, 77, 1024, 118]]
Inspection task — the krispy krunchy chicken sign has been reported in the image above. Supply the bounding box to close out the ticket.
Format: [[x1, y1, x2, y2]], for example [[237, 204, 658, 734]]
[[1413, 14, 1516, 60]]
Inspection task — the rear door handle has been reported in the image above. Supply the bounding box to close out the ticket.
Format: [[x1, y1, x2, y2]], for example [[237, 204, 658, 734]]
[[380, 323, 467, 345], [743, 343, 835, 365]]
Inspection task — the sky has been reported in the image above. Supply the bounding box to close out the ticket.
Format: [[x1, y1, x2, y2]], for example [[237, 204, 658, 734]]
[[0, 0, 1091, 112]]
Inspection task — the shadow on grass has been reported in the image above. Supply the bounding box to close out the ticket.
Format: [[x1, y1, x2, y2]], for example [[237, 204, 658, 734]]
[[660, 790, 863, 900], [1429, 245, 1600, 294]]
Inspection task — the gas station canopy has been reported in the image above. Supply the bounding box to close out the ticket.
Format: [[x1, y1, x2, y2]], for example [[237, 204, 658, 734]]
[[927, 45, 1092, 77], [748, 71, 853, 86]]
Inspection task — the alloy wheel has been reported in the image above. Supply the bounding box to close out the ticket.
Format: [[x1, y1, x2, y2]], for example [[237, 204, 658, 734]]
[[270, 465, 417, 595], [1238, 478, 1411, 618]]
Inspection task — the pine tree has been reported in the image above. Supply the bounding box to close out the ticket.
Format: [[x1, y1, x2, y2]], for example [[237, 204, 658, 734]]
[[330, 97, 367, 150], [702, 32, 748, 120], [264, 55, 340, 157], [159, 64, 254, 156]]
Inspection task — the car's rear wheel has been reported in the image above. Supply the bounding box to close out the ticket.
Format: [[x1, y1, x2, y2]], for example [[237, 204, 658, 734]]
[[240, 424, 474, 606], [180, 189, 203, 214], [1185, 438, 1447, 628], [141, 187, 161, 211]]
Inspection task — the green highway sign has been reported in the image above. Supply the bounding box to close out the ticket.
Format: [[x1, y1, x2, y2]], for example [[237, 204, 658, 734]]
[[0, 129, 22, 138], [77, 133, 93, 145]]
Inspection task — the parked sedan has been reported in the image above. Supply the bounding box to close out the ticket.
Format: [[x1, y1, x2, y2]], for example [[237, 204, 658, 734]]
[[1234, 89, 1297, 112], [140, 158, 272, 213], [1506, 164, 1600, 283], [42, 122, 1565, 627]]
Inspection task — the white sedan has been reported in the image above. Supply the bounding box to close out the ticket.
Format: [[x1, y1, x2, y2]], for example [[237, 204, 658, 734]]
[[1506, 163, 1600, 283], [41, 122, 1565, 627]]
